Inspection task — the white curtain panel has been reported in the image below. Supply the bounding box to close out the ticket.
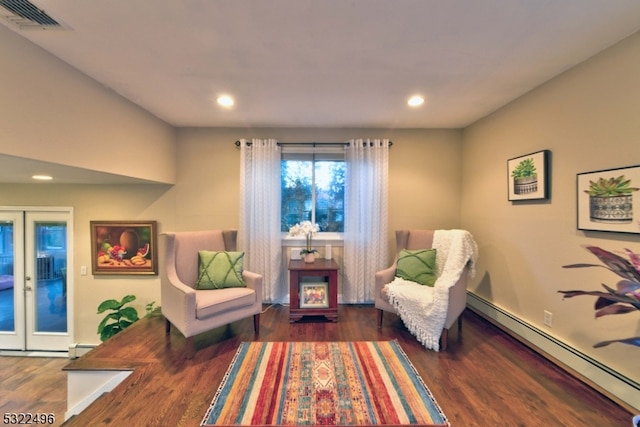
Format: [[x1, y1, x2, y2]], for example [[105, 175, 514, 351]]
[[343, 139, 390, 303], [239, 138, 284, 302]]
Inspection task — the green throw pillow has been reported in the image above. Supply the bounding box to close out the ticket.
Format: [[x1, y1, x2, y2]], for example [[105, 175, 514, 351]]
[[195, 251, 245, 289], [395, 248, 437, 287]]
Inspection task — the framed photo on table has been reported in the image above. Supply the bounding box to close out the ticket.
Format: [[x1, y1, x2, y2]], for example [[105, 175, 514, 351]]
[[300, 283, 329, 308], [90, 220, 158, 275]]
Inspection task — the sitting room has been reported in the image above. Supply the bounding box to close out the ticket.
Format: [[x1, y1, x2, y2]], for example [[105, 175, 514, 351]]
[[0, 1, 639, 426]]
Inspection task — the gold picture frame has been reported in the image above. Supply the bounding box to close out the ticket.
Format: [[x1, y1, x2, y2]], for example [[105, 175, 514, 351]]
[[90, 221, 158, 275]]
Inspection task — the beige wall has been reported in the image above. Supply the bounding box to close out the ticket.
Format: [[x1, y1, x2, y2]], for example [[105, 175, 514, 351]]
[[173, 127, 463, 258], [0, 184, 173, 344], [0, 127, 462, 344], [461, 31, 640, 383], [172, 127, 463, 302], [0, 24, 176, 184]]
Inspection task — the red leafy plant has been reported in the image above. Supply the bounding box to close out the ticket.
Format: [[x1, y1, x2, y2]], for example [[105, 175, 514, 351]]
[[559, 246, 640, 348]]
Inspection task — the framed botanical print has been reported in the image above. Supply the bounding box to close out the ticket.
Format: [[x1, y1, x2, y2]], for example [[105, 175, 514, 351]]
[[507, 150, 550, 201], [577, 165, 640, 234]]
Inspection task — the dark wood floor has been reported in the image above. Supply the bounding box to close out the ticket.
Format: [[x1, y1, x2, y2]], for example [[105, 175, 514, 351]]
[[0, 356, 68, 427], [1, 304, 634, 426]]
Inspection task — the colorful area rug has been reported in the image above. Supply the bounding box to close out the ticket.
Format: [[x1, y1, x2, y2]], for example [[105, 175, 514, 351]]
[[201, 341, 449, 426]]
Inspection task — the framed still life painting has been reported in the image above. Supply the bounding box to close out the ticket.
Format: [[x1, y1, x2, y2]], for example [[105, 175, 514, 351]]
[[577, 165, 640, 234], [90, 220, 158, 275], [507, 150, 550, 201]]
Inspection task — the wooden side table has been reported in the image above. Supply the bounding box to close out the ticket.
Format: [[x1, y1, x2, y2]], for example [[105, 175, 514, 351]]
[[288, 259, 339, 323]]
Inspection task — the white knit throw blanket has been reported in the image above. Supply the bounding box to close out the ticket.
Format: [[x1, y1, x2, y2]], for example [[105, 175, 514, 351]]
[[385, 229, 478, 351]]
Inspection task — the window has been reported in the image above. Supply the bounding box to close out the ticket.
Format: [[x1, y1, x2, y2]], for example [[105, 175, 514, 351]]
[[36, 223, 66, 250], [0, 223, 12, 255], [281, 152, 345, 232]]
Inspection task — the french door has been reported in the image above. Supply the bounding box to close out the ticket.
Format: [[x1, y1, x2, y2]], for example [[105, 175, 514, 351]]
[[0, 208, 73, 352]]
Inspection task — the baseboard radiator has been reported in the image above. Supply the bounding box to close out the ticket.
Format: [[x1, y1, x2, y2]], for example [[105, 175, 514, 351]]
[[466, 292, 640, 412], [68, 343, 96, 359]]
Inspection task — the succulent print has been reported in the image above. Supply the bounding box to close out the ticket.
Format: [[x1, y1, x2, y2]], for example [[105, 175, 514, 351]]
[[585, 175, 638, 197], [511, 158, 537, 179]]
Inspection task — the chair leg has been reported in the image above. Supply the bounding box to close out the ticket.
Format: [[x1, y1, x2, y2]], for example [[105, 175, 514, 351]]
[[439, 317, 462, 352], [254, 313, 260, 334], [165, 319, 171, 335], [185, 336, 195, 359], [377, 309, 383, 329], [440, 328, 449, 351]]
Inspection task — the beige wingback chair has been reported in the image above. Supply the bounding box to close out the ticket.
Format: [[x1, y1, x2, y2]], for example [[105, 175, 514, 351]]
[[160, 230, 262, 357], [374, 229, 470, 351]]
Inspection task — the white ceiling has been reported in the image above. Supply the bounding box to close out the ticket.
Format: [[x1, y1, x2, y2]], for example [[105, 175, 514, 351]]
[[2, 0, 640, 183]]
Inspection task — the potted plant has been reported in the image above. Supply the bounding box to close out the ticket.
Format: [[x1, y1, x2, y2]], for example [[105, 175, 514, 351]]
[[511, 157, 538, 194], [559, 245, 640, 348], [97, 294, 140, 341], [288, 221, 320, 263], [145, 300, 161, 317], [585, 175, 638, 223]]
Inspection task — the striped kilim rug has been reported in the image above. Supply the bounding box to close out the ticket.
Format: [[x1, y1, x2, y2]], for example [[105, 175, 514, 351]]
[[201, 341, 449, 426]]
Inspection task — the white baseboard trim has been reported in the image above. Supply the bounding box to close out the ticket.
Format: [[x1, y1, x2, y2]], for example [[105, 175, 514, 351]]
[[0, 350, 68, 358], [467, 292, 640, 412]]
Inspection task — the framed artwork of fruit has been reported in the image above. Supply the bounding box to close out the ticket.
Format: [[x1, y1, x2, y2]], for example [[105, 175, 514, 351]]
[[90, 221, 158, 275]]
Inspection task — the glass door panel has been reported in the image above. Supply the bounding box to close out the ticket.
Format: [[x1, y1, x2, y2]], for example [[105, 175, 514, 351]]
[[33, 221, 67, 333], [0, 211, 25, 350], [25, 211, 72, 351], [0, 220, 15, 332], [0, 209, 72, 352]]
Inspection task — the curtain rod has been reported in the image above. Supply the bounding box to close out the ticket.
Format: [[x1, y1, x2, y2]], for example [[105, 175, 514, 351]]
[[234, 140, 393, 148]]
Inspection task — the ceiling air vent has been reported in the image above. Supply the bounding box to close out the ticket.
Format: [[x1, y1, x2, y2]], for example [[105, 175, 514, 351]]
[[0, 0, 61, 29]]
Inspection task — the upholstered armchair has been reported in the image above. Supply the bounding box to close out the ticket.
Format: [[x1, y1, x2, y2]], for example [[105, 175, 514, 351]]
[[375, 229, 476, 351], [160, 230, 262, 357]]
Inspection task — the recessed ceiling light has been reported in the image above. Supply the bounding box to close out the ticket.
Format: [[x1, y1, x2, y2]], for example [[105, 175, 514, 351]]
[[32, 175, 52, 181], [407, 95, 425, 107], [217, 95, 234, 107]]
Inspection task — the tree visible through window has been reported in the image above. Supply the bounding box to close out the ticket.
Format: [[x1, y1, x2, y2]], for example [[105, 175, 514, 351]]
[[281, 156, 345, 232]]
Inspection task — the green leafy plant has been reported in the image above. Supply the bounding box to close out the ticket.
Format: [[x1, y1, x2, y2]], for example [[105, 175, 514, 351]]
[[585, 175, 639, 197], [145, 301, 162, 317], [97, 294, 140, 341], [511, 158, 537, 179], [559, 246, 640, 348]]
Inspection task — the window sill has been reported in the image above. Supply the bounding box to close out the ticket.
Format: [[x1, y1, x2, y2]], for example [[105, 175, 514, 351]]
[[281, 233, 344, 247]]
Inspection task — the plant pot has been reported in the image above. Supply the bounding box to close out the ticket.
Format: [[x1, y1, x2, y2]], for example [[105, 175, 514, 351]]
[[589, 194, 633, 223], [514, 176, 538, 194], [303, 252, 315, 264]]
